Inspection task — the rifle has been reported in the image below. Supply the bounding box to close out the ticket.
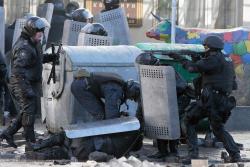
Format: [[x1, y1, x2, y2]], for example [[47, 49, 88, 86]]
[[47, 43, 62, 84], [144, 49, 205, 63]]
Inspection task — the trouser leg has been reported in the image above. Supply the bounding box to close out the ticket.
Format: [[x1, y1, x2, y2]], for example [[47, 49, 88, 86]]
[[21, 98, 37, 143], [184, 102, 206, 158], [210, 120, 240, 158], [0, 114, 22, 147]]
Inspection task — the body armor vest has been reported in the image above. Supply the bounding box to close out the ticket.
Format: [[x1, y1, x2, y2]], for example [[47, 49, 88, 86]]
[[202, 52, 235, 93]]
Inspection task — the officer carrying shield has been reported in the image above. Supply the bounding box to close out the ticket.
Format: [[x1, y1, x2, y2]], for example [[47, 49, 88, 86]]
[[65, 1, 80, 19], [181, 35, 241, 163], [81, 23, 108, 36], [25, 69, 143, 160], [0, 16, 58, 148], [44, 0, 66, 46], [71, 8, 93, 23]]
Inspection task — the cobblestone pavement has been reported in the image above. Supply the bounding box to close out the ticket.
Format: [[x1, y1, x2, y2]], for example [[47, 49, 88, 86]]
[[0, 120, 250, 167]]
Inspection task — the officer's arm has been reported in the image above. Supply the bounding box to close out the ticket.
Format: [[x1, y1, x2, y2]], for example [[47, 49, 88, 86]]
[[13, 49, 36, 97], [14, 49, 34, 68], [102, 83, 124, 119], [183, 56, 220, 73]]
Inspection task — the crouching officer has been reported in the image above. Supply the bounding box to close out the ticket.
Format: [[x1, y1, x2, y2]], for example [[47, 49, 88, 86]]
[[181, 35, 241, 163], [25, 69, 143, 160], [0, 16, 58, 148]]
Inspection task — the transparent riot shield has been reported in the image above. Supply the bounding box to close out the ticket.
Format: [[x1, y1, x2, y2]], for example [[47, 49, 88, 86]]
[[0, 7, 4, 55], [37, 3, 54, 50]]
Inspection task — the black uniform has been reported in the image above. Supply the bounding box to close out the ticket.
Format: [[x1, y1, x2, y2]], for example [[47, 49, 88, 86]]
[[0, 30, 54, 146], [71, 72, 126, 119], [0, 52, 7, 120], [182, 50, 240, 161], [25, 72, 142, 160]]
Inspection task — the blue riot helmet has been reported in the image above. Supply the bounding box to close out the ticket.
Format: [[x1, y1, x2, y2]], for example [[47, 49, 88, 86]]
[[23, 16, 50, 37]]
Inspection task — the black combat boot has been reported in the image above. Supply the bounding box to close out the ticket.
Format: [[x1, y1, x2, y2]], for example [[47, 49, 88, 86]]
[[0, 132, 17, 148], [148, 139, 169, 159], [230, 153, 242, 163], [26, 132, 65, 151], [0, 118, 21, 148]]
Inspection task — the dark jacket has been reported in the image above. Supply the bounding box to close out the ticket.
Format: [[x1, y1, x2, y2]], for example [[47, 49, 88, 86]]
[[10, 31, 53, 96], [184, 51, 235, 93]]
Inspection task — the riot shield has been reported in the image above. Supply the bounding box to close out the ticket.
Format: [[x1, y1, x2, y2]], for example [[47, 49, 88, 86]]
[[77, 33, 112, 46], [37, 3, 54, 50], [12, 18, 26, 47], [62, 20, 87, 46], [64, 116, 140, 139], [139, 65, 180, 140], [0, 7, 4, 55], [95, 7, 131, 45]]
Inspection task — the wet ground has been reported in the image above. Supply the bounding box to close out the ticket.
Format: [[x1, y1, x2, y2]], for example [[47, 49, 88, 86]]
[[0, 119, 250, 167]]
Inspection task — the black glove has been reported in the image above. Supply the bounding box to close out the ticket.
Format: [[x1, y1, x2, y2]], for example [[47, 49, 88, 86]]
[[43, 53, 60, 64]]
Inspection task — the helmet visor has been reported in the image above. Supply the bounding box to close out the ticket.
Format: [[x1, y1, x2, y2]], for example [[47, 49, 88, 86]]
[[34, 18, 50, 29]]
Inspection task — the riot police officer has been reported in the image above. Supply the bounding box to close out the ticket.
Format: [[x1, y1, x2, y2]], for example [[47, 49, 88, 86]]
[[65, 1, 80, 19], [25, 69, 142, 160], [45, 0, 66, 46], [71, 8, 93, 23], [81, 23, 108, 36], [0, 16, 57, 148], [102, 0, 120, 12], [181, 35, 241, 163], [135, 52, 194, 158]]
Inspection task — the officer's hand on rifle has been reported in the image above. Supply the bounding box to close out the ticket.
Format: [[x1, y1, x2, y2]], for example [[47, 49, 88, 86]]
[[47, 53, 60, 64]]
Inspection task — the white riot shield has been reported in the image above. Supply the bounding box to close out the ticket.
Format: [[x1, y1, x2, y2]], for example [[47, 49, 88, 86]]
[[37, 3, 53, 50], [139, 65, 180, 140], [64, 117, 140, 139], [12, 18, 26, 47], [95, 7, 131, 45], [77, 33, 112, 46], [62, 20, 87, 46], [0, 7, 4, 55]]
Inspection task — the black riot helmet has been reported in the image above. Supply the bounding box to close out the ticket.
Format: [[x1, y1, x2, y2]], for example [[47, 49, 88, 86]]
[[103, 0, 120, 11], [203, 35, 224, 50], [45, 0, 64, 12], [65, 1, 80, 17], [72, 8, 93, 23], [23, 16, 50, 37], [125, 80, 140, 102], [81, 23, 108, 36], [135, 52, 159, 65]]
